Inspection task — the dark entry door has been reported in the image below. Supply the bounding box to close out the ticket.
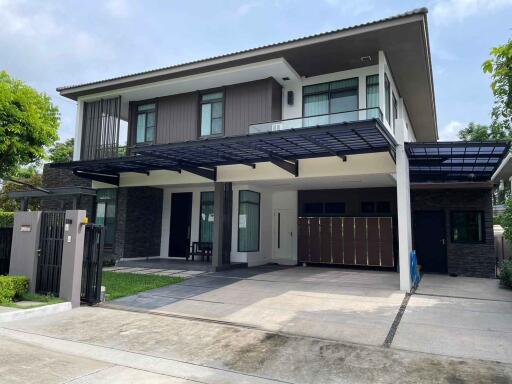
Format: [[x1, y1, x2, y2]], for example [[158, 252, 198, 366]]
[[413, 211, 447, 273], [169, 192, 193, 258]]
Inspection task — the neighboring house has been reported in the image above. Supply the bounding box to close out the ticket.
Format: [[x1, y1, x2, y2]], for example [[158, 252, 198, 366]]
[[28, 8, 510, 291]]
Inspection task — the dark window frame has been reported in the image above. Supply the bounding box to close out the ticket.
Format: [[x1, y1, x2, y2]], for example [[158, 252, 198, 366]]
[[302, 78, 359, 117], [199, 90, 225, 138], [134, 101, 157, 145], [199, 191, 214, 243], [384, 74, 391, 124], [94, 188, 118, 249], [237, 190, 260, 252], [450, 210, 486, 244], [392, 92, 398, 133]]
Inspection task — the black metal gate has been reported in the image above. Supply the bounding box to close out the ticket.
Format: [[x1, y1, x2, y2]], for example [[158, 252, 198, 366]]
[[36, 211, 65, 295], [81, 224, 104, 305], [0, 227, 13, 275]]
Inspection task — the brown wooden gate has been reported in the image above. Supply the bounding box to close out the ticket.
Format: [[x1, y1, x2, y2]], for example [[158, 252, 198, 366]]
[[298, 217, 394, 267]]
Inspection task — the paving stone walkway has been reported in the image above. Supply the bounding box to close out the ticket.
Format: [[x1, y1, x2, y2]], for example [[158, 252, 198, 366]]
[[103, 266, 207, 279]]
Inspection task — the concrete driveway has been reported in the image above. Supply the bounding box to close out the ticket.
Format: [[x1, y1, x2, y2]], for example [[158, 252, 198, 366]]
[[107, 266, 405, 346], [393, 274, 512, 364]]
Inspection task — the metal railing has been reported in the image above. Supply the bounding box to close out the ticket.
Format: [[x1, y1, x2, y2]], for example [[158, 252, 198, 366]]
[[249, 107, 383, 134]]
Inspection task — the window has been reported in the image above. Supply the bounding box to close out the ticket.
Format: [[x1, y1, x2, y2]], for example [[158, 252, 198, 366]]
[[451, 211, 485, 243], [238, 190, 260, 252], [303, 78, 358, 120], [392, 93, 398, 133], [366, 75, 379, 119], [136, 103, 156, 144], [384, 74, 390, 124], [199, 192, 214, 243], [361, 201, 391, 214], [95, 189, 117, 247], [324, 202, 346, 215], [200, 92, 224, 136], [304, 202, 324, 215]]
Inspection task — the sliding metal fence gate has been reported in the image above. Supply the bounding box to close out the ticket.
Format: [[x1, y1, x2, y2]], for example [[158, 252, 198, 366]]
[[81, 224, 104, 305], [298, 217, 395, 267], [0, 227, 13, 275], [36, 211, 66, 295]]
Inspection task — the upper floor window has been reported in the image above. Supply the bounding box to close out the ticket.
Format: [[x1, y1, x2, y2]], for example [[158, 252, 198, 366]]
[[136, 103, 156, 144], [384, 74, 391, 124], [303, 78, 358, 119], [366, 75, 379, 119], [392, 93, 398, 133], [200, 92, 224, 136]]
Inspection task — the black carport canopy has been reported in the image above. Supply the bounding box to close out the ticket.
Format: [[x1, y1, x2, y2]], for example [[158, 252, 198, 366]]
[[407, 141, 510, 182], [51, 120, 396, 184]]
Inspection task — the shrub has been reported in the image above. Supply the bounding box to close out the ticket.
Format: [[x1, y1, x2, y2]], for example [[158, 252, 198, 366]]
[[0, 276, 29, 303], [0, 212, 14, 228], [501, 259, 512, 289]]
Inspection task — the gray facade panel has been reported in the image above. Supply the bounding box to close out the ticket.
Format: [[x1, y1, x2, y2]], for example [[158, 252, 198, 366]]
[[411, 188, 495, 278], [156, 92, 199, 144], [224, 78, 279, 136]]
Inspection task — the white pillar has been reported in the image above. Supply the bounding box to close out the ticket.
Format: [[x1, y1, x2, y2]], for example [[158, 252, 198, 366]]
[[396, 118, 412, 292], [73, 100, 84, 161]]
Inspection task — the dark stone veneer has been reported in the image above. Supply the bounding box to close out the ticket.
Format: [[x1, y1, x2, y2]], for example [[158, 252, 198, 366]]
[[41, 165, 163, 261], [411, 188, 495, 278]]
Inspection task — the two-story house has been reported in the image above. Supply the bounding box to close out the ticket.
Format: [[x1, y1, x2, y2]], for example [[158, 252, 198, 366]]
[[40, 8, 508, 292]]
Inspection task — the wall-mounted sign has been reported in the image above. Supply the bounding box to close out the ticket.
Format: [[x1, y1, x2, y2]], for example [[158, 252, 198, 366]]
[[20, 225, 31, 232]]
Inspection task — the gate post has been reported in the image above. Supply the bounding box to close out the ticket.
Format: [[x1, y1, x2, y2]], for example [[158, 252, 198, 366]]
[[9, 211, 42, 293], [60, 210, 87, 307]]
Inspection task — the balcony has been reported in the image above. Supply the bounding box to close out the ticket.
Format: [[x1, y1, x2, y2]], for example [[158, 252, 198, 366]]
[[249, 107, 383, 134]]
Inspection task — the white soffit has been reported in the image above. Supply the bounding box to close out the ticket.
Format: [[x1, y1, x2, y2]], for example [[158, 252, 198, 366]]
[[79, 58, 299, 103]]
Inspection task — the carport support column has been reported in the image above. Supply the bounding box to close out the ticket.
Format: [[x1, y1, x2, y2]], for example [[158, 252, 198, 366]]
[[60, 210, 86, 307], [396, 120, 412, 292], [212, 182, 233, 270]]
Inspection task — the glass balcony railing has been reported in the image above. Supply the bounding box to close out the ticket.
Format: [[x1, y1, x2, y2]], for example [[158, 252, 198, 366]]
[[249, 107, 383, 134]]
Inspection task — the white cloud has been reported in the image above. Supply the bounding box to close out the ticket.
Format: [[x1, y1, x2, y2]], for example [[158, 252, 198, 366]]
[[440, 120, 466, 141], [432, 0, 512, 24]]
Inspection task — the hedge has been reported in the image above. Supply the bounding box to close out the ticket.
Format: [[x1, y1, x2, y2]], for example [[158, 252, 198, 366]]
[[501, 259, 512, 289], [0, 276, 29, 303], [0, 212, 14, 228]]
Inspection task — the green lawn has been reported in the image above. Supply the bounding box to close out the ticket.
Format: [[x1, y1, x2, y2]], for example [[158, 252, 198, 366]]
[[102, 271, 185, 301], [2, 293, 63, 309]]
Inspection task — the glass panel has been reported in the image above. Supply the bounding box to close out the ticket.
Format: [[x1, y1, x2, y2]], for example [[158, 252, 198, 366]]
[[137, 103, 155, 112], [95, 202, 106, 225], [95, 189, 117, 247], [452, 212, 484, 243], [303, 83, 329, 95], [330, 77, 358, 91], [304, 203, 323, 215], [211, 118, 223, 134], [201, 92, 223, 102], [366, 75, 379, 119], [361, 201, 375, 213], [324, 202, 345, 215], [146, 125, 155, 142], [199, 192, 214, 243], [330, 89, 358, 113], [385, 74, 391, 124], [136, 114, 146, 143], [201, 103, 212, 136], [147, 111, 156, 127], [376, 201, 391, 213], [304, 94, 328, 117], [238, 191, 260, 252], [212, 102, 223, 118]]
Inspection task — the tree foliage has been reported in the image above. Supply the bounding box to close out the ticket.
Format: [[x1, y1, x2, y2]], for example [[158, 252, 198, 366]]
[[482, 39, 512, 137], [49, 138, 74, 163], [0, 70, 60, 177], [458, 122, 512, 141], [0, 168, 42, 211]]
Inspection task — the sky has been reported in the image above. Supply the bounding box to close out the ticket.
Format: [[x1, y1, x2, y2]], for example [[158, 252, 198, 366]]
[[1, 0, 511, 143]]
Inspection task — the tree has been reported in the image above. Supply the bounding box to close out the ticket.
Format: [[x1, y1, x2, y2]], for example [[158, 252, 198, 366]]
[[482, 39, 512, 137], [0, 171, 42, 211], [458, 122, 512, 141], [0, 70, 60, 178], [49, 138, 74, 163]]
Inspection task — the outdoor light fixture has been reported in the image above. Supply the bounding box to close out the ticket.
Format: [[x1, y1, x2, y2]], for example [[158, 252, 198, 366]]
[[361, 56, 372, 64]]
